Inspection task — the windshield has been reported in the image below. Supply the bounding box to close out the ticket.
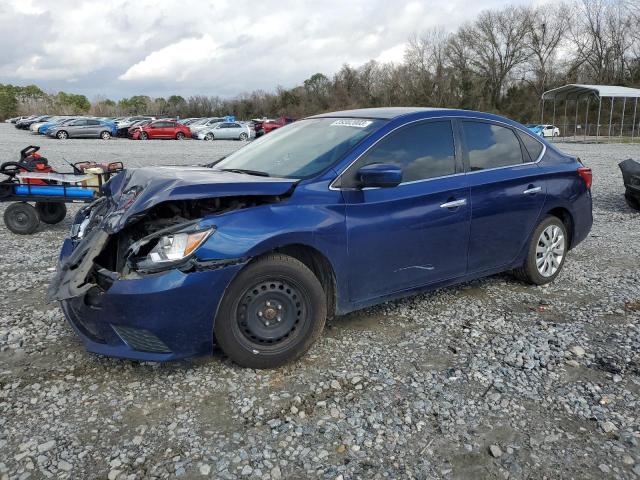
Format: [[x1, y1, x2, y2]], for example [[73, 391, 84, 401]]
[[215, 118, 386, 178]]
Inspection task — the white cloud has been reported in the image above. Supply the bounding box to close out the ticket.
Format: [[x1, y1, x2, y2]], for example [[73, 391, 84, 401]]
[[0, 0, 543, 99]]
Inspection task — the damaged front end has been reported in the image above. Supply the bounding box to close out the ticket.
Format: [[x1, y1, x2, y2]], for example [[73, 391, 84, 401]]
[[48, 166, 296, 302], [46, 166, 296, 360]]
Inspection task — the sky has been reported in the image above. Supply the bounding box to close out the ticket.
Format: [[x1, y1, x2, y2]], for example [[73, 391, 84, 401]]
[[0, 0, 545, 101]]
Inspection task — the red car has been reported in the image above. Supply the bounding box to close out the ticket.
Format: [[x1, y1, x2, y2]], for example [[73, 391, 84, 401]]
[[262, 116, 294, 134], [130, 120, 191, 140]]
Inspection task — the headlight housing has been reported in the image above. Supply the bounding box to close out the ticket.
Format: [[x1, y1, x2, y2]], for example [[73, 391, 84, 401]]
[[134, 227, 213, 272]]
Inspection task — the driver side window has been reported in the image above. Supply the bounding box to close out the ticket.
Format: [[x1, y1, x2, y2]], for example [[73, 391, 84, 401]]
[[338, 120, 457, 188]]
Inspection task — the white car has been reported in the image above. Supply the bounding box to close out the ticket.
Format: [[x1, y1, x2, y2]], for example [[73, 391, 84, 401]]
[[196, 121, 255, 141], [533, 124, 560, 137], [190, 117, 224, 137]]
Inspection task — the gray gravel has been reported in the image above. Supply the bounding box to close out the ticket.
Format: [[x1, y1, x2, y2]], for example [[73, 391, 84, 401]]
[[0, 123, 639, 479]]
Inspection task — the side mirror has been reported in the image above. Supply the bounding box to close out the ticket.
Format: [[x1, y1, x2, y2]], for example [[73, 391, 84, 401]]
[[357, 163, 402, 188]]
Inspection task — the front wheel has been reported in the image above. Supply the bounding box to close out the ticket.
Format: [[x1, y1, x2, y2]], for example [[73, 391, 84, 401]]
[[56, 130, 68, 140], [214, 254, 327, 368], [140, 132, 148, 140], [513, 216, 568, 285], [100, 131, 111, 140], [204, 133, 214, 141]]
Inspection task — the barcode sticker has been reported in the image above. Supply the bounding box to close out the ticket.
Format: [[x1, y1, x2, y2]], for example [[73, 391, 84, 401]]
[[330, 119, 373, 128]]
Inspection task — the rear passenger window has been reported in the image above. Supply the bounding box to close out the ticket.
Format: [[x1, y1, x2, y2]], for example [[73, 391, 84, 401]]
[[462, 121, 524, 171], [341, 121, 456, 186], [518, 132, 544, 161]]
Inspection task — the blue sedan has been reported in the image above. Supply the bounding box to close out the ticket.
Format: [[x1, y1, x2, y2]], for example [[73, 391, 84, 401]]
[[48, 107, 592, 368]]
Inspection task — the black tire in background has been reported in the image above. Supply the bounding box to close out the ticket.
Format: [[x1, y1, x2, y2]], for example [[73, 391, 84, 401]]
[[35, 202, 67, 224], [56, 131, 68, 139], [100, 131, 111, 140], [625, 190, 640, 211], [4, 202, 40, 234], [214, 253, 327, 369], [513, 215, 568, 285]]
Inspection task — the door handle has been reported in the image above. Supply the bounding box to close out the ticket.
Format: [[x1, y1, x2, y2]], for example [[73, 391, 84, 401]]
[[440, 199, 467, 209], [523, 186, 542, 195]]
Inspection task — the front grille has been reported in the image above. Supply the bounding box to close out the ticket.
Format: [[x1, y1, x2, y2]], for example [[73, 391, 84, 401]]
[[112, 325, 172, 353]]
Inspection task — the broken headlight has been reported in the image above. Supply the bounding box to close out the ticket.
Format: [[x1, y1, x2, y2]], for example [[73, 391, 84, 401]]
[[135, 228, 213, 271]]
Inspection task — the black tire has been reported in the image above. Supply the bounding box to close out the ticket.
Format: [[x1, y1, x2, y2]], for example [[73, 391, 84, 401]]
[[204, 133, 214, 141], [176, 132, 185, 140], [513, 215, 568, 285], [214, 253, 327, 368], [4, 202, 40, 234], [624, 191, 640, 211], [56, 130, 68, 140], [35, 202, 67, 224], [140, 132, 148, 140], [100, 131, 111, 140], [239, 132, 248, 141]]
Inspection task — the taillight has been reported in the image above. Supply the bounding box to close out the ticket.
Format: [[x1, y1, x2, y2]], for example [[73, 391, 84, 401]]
[[578, 167, 592, 189]]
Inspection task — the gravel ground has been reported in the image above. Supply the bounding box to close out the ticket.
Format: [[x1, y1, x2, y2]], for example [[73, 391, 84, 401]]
[[0, 123, 639, 479]]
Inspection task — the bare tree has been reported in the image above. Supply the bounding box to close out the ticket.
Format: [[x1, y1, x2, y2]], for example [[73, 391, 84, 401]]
[[462, 6, 532, 109], [525, 4, 569, 97]]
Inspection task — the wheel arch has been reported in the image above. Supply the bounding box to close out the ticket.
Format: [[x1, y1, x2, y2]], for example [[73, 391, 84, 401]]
[[545, 206, 574, 248]]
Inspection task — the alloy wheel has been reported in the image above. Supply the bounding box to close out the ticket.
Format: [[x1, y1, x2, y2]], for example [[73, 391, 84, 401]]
[[536, 225, 565, 277]]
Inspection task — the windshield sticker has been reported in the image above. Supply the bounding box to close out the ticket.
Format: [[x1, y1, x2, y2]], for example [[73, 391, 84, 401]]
[[330, 119, 373, 128]]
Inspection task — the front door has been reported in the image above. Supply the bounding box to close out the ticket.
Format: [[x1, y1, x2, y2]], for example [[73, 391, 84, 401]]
[[340, 119, 470, 302]]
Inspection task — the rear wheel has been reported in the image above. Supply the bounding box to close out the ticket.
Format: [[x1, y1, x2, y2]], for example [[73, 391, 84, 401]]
[[176, 132, 185, 140], [4, 202, 40, 234], [100, 131, 111, 140], [239, 132, 248, 141], [35, 202, 67, 224], [214, 254, 327, 368], [56, 130, 68, 140], [513, 216, 568, 285]]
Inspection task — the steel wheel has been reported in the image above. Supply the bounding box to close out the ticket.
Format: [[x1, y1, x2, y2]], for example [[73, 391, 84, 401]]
[[536, 224, 565, 277], [237, 279, 306, 346]]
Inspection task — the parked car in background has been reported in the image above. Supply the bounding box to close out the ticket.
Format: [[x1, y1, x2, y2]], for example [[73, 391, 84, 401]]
[[130, 120, 191, 140], [262, 116, 294, 134], [30, 116, 70, 133], [196, 121, 254, 141], [117, 118, 152, 137], [190, 117, 223, 137], [48, 107, 592, 368], [38, 117, 77, 134], [46, 118, 116, 139], [16, 115, 51, 129], [528, 124, 560, 137], [116, 116, 155, 130]]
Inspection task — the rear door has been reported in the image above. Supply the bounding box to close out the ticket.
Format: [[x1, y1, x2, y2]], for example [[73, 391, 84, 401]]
[[85, 119, 102, 137], [461, 120, 547, 273], [341, 119, 470, 302]]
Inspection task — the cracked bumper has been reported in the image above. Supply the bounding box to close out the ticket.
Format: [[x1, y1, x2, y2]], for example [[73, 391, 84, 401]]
[[56, 238, 244, 361]]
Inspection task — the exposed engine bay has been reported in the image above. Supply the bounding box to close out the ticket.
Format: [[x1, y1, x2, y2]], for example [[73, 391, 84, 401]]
[[47, 164, 298, 302]]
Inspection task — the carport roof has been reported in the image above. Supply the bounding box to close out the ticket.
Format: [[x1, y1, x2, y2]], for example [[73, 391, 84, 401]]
[[542, 84, 640, 100]]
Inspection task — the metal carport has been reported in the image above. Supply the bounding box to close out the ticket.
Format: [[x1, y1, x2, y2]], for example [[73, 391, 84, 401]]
[[541, 84, 640, 142]]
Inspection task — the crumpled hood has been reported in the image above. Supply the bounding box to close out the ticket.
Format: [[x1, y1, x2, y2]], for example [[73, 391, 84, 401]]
[[101, 166, 297, 233]]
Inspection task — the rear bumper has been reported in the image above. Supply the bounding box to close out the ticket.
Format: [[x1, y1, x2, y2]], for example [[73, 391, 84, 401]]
[[57, 240, 244, 361]]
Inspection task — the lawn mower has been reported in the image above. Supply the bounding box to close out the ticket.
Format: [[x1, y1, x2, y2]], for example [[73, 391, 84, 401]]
[[0, 146, 123, 234]]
